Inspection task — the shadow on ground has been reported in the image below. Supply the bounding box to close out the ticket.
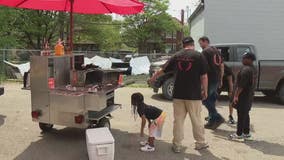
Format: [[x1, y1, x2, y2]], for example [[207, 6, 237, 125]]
[[13, 127, 221, 160], [13, 128, 88, 160], [0, 114, 6, 127], [112, 129, 221, 160], [212, 128, 284, 157]]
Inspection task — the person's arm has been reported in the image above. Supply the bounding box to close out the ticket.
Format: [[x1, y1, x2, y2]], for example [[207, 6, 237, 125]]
[[219, 63, 224, 88], [233, 69, 248, 104], [227, 75, 234, 98], [200, 54, 208, 100], [201, 74, 208, 100], [233, 87, 243, 105], [140, 115, 147, 137], [147, 119, 152, 128], [149, 56, 176, 83], [149, 69, 164, 83]]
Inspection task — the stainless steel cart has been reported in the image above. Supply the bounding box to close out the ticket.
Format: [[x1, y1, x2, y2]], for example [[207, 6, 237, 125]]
[[30, 55, 121, 132]]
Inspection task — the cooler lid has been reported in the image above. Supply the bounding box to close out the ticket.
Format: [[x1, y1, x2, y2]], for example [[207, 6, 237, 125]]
[[86, 128, 114, 145]]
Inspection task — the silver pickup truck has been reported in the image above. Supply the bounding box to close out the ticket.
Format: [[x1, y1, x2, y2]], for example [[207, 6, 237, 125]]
[[149, 43, 284, 104]]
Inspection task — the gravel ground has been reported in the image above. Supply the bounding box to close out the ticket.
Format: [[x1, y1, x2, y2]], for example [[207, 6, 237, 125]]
[[0, 83, 284, 160]]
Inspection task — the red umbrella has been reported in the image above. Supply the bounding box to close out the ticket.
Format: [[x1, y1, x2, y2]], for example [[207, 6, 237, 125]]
[[0, 0, 144, 51]]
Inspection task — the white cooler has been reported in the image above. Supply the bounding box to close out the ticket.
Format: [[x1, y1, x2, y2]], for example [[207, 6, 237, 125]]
[[86, 128, 115, 160]]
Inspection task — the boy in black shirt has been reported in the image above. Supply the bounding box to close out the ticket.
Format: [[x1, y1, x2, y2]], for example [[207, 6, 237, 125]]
[[131, 93, 166, 152], [230, 52, 256, 141]]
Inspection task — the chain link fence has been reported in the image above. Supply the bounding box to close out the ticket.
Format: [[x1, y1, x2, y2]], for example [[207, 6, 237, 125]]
[[0, 49, 172, 82]]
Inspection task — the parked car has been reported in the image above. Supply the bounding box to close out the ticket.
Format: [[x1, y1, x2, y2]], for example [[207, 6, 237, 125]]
[[149, 43, 284, 104]]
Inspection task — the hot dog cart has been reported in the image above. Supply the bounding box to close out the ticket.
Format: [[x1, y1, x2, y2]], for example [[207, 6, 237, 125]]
[[30, 55, 122, 132]]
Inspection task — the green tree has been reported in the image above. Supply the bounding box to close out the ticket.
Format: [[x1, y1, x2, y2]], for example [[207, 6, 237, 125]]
[[74, 14, 122, 52], [0, 7, 65, 49], [14, 10, 64, 49], [0, 7, 122, 51], [0, 7, 20, 48], [122, 0, 181, 53]]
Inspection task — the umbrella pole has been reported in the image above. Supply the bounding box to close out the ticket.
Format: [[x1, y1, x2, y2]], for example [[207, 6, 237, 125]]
[[70, 0, 75, 70]]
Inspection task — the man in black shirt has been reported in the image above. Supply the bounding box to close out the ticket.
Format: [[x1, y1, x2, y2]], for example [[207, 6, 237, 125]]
[[230, 52, 257, 141], [199, 36, 225, 130], [223, 64, 236, 124], [150, 37, 209, 152]]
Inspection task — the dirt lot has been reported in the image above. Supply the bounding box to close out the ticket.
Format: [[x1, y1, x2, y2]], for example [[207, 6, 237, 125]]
[[0, 83, 284, 160]]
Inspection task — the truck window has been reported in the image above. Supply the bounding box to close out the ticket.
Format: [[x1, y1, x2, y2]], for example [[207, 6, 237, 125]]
[[217, 47, 232, 62], [235, 46, 251, 62]]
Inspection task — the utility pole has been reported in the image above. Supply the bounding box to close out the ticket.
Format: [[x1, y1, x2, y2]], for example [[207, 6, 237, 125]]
[[181, 9, 185, 26], [177, 9, 185, 50], [186, 6, 190, 20]]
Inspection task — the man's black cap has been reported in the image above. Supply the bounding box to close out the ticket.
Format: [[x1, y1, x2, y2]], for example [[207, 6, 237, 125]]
[[182, 36, 194, 45], [243, 52, 256, 61]]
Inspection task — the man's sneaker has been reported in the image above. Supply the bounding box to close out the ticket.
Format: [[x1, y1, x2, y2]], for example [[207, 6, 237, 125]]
[[195, 143, 209, 150], [211, 117, 225, 129], [229, 133, 244, 142], [228, 115, 236, 124], [204, 121, 215, 129], [140, 141, 148, 146], [205, 117, 225, 130], [140, 144, 155, 152], [243, 134, 253, 141], [172, 144, 182, 153]]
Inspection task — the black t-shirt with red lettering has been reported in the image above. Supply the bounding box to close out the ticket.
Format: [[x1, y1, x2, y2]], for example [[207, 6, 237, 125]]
[[163, 49, 208, 100], [202, 46, 223, 83]]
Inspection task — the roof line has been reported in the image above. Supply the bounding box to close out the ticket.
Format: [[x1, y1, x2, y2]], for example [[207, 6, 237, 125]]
[[188, 2, 204, 23]]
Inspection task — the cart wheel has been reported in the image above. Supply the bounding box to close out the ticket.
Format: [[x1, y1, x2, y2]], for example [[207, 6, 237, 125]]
[[39, 123, 53, 132], [96, 118, 111, 129]]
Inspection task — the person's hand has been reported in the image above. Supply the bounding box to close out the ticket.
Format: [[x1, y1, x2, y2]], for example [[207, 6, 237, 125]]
[[148, 76, 157, 84], [202, 90, 208, 100], [233, 95, 239, 105]]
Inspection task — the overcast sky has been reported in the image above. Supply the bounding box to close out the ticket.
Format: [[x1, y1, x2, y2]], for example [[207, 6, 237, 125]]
[[168, 0, 199, 20]]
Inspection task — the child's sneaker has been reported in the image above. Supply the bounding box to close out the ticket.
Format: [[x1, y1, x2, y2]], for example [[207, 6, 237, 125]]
[[139, 141, 148, 146], [140, 144, 155, 152], [228, 115, 236, 124], [243, 134, 253, 141], [229, 133, 244, 142]]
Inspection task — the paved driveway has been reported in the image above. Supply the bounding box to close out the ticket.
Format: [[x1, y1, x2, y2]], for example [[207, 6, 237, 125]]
[[0, 83, 284, 160]]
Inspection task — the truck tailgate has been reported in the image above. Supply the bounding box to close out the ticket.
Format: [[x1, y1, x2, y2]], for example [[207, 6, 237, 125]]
[[258, 60, 284, 90]]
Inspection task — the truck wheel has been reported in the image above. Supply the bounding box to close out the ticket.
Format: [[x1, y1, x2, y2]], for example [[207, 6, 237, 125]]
[[278, 84, 284, 104], [39, 123, 53, 132], [262, 91, 275, 97], [162, 78, 174, 100], [96, 118, 111, 129]]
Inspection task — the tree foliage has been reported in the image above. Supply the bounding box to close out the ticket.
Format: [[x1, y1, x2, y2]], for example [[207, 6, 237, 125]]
[[0, 7, 20, 48], [74, 14, 122, 51], [0, 7, 64, 49], [122, 0, 181, 53], [0, 7, 122, 51]]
